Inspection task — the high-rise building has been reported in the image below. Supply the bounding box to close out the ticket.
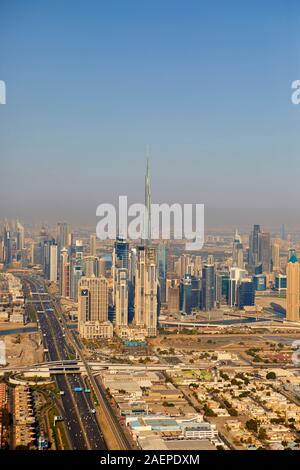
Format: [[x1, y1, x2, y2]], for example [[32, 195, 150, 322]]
[[84, 256, 98, 277], [129, 248, 137, 283], [96, 257, 106, 277], [70, 253, 84, 301], [180, 275, 193, 315], [3, 223, 12, 266], [59, 248, 70, 298], [179, 254, 192, 277], [134, 246, 158, 336], [114, 237, 129, 269], [112, 236, 129, 306], [33, 242, 42, 265], [90, 234, 97, 256], [286, 254, 300, 322], [228, 267, 247, 307], [166, 279, 180, 313], [191, 276, 201, 310], [157, 244, 168, 303], [42, 239, 51, 279], [248, 224, 261, 269], [215, 271, 230, 304], [78, 276, 108, 322], [78, 275, 113, 338], [232, 229, 244, 269], [271, 241, 280, 272], [49, 244, 58, 283], [126, 249, 135, 323], [167, 253, 176, 274], [115, 268, 129, 336], [260, 232, 271, 273], [16, 221, 25, 251], [193, 256, 202, 277], [57, 222, 70, 280], [57, 222, 70, 250], [237, 277, 255, 308], [201, 264, 215, 311]]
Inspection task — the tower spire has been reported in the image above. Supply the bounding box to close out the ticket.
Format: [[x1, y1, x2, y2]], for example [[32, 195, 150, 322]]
[[145, 147, 151, 245]]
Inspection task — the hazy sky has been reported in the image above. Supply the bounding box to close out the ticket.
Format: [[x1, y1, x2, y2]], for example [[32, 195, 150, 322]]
[[0, 0, 300, 230]]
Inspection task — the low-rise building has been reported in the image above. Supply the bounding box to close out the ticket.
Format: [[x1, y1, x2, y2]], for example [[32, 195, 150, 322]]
[[14, 386, 36, 448]]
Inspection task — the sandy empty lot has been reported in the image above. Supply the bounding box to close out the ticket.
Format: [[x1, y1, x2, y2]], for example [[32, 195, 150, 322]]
[[3, 332, 43, 367]]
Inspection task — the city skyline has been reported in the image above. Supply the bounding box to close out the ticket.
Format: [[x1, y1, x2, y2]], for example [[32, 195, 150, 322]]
[[1, 1, 300, 457]]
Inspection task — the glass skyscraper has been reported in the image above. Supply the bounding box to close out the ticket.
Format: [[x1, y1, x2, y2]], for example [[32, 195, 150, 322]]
[[201, 264, 215, 311]]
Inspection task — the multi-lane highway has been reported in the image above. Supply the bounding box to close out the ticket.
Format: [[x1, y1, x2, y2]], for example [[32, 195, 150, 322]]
[[22, 276, 106, 450], [51, 294, 132, 450]]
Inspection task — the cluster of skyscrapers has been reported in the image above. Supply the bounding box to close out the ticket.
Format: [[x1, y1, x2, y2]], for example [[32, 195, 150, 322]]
[[0, 221, 25, 267], [164, 252, 254, 316], [1, 171, 300, 338]]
